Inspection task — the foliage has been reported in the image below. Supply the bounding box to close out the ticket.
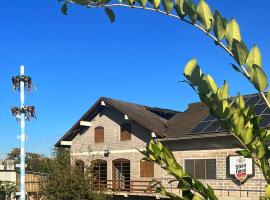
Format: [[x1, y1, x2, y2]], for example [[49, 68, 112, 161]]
[[41, 148, 108, 200], [58, 0, 270, 199], [0, 181, 16, 200], [6, 147, 49, 173]]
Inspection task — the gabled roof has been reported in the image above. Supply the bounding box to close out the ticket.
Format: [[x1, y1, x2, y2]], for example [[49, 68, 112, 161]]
[[162, 93, 270, 141], [55, 97, 180, 147], [55, 93, 270, 146]]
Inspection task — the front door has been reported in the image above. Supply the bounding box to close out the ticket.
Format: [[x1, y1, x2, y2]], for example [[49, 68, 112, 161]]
[[112, 159, 130, 191]]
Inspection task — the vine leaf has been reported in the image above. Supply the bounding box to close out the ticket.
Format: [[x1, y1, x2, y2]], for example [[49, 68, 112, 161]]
[[251, 64, 268, 92], [213, 10, 226, 41], [204, 75, 217, 93], [184, 0, 197, 24], [149, 0, 161, 9], [246, 45, 262, 69], [61, 2, 68, 15], [163, 0, 173, 14], [230, 63, 241, 73], [104, 7, 115, 23], [231, 40, 248, 66], [138, 0, 147, 7], [225, 18, 241, 48], [174, 0, 185, 18], [197, 0, 213, 31]]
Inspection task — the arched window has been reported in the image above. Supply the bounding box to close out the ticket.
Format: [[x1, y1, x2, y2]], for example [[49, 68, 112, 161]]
[[94, 126, 104, 143], [112, 159, 130, 191], [92, 160, 107, 190], [120, 123, 131, 141], [75, 159, 85, 174]]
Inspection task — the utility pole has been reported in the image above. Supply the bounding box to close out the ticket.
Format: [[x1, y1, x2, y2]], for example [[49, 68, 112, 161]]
[[11, 66, 36, 200]]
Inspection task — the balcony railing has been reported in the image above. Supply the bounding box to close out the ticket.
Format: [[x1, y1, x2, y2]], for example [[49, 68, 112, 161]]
[[94, 180, 158, 193]]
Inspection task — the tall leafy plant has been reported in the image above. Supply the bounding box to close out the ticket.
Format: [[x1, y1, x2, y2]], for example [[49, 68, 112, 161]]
[[58, 0, 270, 199]]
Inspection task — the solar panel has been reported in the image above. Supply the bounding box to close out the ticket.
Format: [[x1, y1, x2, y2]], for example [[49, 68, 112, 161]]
[[260, 115, 270, 128], [203, 120, 220, 133], [189, 93, 270, 134], [254, 104, 267, 115]]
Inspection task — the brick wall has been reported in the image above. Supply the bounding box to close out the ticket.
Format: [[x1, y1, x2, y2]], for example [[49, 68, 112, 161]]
[[69, 107, 265, 200]]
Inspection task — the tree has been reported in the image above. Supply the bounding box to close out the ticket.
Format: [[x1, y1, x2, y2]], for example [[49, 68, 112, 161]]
[[41, 147, 108, 200], [6, 148, 49, 173], [58, 0, 270, 199], [0, 181, 16, 200]]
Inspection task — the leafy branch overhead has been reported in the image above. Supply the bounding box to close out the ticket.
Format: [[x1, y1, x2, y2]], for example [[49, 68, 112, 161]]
[[60, 0, 270, 106], [58, 0, 270, 199]]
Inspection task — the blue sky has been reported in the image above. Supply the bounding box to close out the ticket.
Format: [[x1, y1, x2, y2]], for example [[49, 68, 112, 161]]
[[0, 1, 269, 157]]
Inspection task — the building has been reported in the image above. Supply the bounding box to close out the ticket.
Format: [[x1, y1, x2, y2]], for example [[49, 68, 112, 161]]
[[55, 93, 270, 200]]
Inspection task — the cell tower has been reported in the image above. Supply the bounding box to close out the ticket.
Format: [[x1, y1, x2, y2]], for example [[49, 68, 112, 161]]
[[11, 66, 36, 200]]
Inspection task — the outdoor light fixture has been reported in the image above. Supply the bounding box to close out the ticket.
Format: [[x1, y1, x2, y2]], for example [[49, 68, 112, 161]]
[[104, 149, 110, 157]]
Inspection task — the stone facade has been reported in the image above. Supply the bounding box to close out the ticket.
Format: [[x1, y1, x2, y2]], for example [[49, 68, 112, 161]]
[[69, 106, 265, 200]]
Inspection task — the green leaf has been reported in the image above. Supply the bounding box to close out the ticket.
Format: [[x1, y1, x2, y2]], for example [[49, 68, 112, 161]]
[[61, 2, 68, 15], [213, 10, 226, 41], [236, 149, 251, 157], [204, 75, 217, 93], [138, 0, 147, 7], [183, 59, 202, 87], [257, 145, 266, 159], [197, 0, 213, 31], [163, 0, 173, 14], [241, 126, 253, 145], [192, 196, 203, 200], [150, 0, 161, 9], [217, 80, 229, 100], [174, 0, 185, 18], [198, 76, 210, 95], [184, 0, 197, 24], [266, 185, 270, 198], [225, 18, 241, 48], [184, 59, 197, 78], [232, 40, 249, 66], [251, 64, 268, 92], [235, 95, 245, 108], [104, 7, 115, 23], [230, 63, 241, 72], [246, 45, 262, 69]]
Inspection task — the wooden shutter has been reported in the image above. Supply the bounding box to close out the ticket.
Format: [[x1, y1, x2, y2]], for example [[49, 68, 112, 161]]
[[94, 126, 104, 143], [140, 160, 154, 177], [120, 123, 131, 141]]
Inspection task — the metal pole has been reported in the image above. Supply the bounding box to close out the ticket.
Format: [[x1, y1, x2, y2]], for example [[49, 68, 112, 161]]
[[20, 65, 26, 200]]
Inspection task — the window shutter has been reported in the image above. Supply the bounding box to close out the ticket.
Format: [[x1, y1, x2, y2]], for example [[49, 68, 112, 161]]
[[94, 126, 104, 143], [120, 123, 131, 141], [140, 160, 154, 177]]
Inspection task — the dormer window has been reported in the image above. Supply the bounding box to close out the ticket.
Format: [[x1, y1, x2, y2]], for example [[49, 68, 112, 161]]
[[94, 126, 104, 143], [120, 123, 131, 141]]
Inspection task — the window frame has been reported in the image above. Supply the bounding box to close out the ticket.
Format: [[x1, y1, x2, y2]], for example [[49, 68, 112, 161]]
[[120, 123, 132, 141], [94, 126, 104, 143], [184, 158, 217, 180]]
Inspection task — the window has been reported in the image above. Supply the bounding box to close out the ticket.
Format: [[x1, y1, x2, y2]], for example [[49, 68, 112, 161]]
[[140, 160, 154, 177], [92, 160, 107, 190], [94, 126, 104, 143], [120, 123, 131, 141], [185, 159, 216, 179]]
